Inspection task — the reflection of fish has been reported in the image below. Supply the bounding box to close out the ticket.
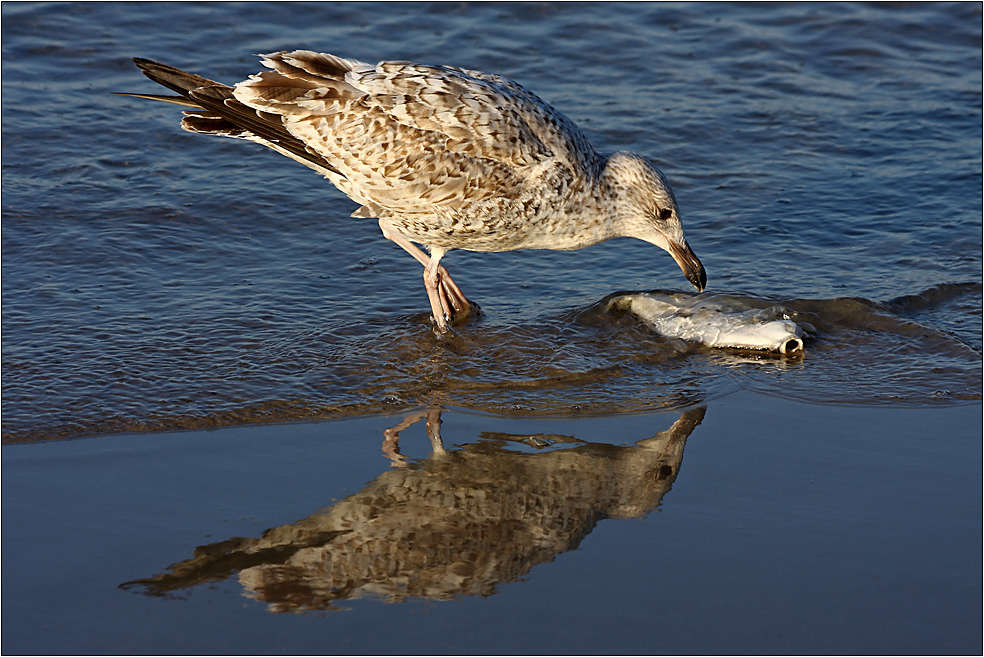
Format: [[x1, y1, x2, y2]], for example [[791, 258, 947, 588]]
[[121, 407, 704, 612], [610, 292, 808, 354]]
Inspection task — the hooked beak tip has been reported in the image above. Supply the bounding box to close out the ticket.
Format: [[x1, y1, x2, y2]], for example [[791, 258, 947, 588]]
[[689, 268, 707, 293], [668, 239, 707, 293]]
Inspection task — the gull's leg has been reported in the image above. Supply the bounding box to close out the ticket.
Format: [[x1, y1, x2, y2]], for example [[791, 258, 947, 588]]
[[437, 271, 477, 317], [377, 219, 475, 315], [423, 247, 451, 332], [377, 219, 478, 325]]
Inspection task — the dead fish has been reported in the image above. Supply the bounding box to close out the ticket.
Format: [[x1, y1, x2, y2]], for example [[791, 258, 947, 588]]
[[610, 293, 807, 354]]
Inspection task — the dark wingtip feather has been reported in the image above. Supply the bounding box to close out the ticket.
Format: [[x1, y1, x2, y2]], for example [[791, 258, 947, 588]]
[[129, 57, 227, 97], [113, 92, 202, 108], [126, 55, 344, 178]]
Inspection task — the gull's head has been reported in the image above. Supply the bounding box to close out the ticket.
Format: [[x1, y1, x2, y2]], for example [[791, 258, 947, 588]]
[[605, 152, 706, 292]]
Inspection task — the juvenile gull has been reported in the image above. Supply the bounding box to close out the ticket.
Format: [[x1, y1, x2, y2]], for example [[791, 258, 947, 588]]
[[123, 51, 706, 332]]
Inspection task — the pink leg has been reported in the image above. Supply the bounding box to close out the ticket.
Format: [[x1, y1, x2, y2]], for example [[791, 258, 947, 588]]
[[422, 248, 451, 332], [438, 270, 475, 317], [377, 219, 478, 329]]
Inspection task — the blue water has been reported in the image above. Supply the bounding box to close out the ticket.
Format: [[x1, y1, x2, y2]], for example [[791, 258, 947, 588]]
[[2, 2, 981, 441], [1, 3, 981, 653], [0, 393, 978, 654]]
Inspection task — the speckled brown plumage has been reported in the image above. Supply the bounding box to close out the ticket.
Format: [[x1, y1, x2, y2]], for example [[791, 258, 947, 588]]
[[124, 51, 706, 332]]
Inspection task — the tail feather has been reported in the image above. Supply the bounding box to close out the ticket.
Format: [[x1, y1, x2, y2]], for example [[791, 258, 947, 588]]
[[113, 92, 202, 108], [120, 57, 342, 178], [132, 57, 226, 96]]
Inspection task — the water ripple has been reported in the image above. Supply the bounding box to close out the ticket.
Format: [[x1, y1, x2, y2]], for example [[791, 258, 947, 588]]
[[2, 2, 980, 441]]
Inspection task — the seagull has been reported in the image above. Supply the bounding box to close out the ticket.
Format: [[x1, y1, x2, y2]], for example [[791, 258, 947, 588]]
[[122, 51, 706, 333]]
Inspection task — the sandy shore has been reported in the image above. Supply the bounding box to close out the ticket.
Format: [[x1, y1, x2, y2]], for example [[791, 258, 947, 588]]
[[2, 390, 980, 654]]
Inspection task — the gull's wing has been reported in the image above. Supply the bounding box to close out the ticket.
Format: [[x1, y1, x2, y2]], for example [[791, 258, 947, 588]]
[[232, 51, 598, 214]]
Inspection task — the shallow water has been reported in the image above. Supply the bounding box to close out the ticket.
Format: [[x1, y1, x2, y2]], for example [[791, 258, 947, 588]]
[[3, 394, 981, 653], [2, 2, 981, 441], [2, 4, 982, 652]]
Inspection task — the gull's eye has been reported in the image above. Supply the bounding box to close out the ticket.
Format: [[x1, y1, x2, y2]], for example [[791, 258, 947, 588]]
[[659, 208, 673, 221]]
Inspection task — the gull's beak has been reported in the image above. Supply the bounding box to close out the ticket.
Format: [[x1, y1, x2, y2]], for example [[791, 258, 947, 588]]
[[668, 239, 707, 292]]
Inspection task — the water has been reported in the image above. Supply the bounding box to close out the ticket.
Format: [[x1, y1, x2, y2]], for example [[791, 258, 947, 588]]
[[1, 4, 981, 651], [118, 406, 707, 611], [2, 3, 980, 441], [3, 395, 980, 653]]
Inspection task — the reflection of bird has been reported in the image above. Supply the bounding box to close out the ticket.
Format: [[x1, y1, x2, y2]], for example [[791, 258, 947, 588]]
[[121, 407, 705, 612], [123, 51, 706, 333]]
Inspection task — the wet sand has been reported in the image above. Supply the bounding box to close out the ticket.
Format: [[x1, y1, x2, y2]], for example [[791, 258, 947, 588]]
[[2, 391, 980, 654]]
